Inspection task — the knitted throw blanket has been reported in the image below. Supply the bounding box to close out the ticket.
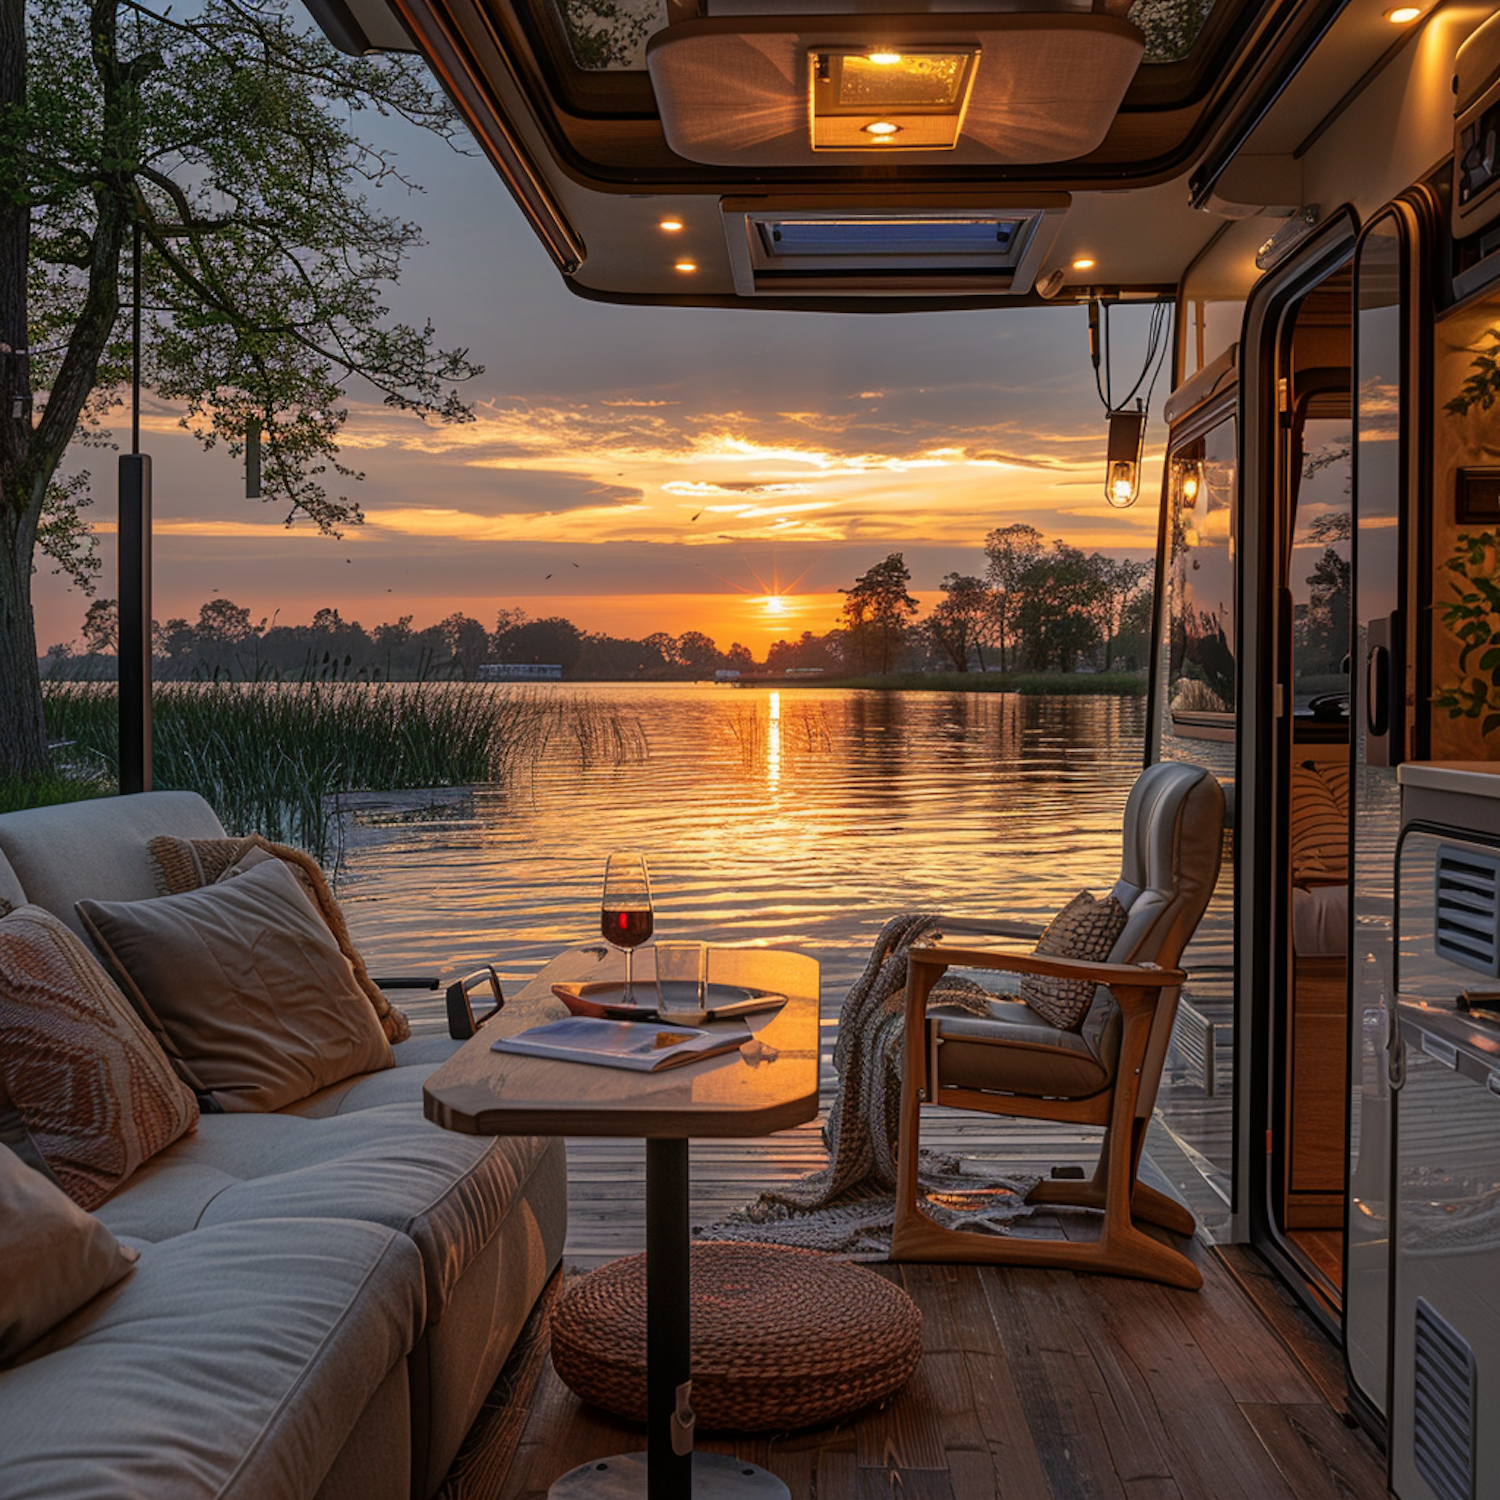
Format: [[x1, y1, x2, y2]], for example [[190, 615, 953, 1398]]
[[701, 913, 1039, 1259]]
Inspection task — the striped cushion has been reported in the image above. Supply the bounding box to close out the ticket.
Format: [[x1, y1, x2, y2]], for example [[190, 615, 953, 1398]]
[[1289, 760, 1349, 885], [1019, 890, 1128, 1031], [0, 906, 198, 1209]]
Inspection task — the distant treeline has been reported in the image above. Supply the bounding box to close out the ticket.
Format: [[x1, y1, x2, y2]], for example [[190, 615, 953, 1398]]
[[45, 525, 1154, 682]]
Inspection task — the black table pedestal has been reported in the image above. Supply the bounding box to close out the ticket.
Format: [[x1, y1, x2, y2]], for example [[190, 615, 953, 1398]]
[[548, 1139, 789, 1500]]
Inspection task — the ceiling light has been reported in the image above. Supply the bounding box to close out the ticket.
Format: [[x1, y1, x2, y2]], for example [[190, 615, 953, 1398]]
[[1386, 6, 1422, 21], [674, 260, 697, 272], [1072, 256, 1096, 271], [659, 218, 685, 232], [810, 45, 980, 151]]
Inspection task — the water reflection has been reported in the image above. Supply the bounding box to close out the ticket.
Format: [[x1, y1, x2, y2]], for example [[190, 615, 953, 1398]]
[[341, 684, 1159, 999]]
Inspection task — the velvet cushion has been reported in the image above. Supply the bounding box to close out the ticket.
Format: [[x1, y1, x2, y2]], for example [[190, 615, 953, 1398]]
[[147, 833, 411, 1043], [78, 859, 394, 1113], [1018, 889, 1129, 1030], [0, 906, 198, 1209], [0, 1145, 138, 1361]]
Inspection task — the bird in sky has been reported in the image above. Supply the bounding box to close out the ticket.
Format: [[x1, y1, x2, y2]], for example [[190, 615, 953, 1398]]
[[544, 573, 553, 580], [691, 510, 703, 522]]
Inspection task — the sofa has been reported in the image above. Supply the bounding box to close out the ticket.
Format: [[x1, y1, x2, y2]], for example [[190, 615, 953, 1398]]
[[0, 791, 568, 1500]]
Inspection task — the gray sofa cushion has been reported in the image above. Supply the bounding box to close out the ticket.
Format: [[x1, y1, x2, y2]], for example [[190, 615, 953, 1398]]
[[0, 1217, 425, 1500], [0, 792, 226, 941], [93, 1105, 556, 1321], [282, 1034, 461, 1118]]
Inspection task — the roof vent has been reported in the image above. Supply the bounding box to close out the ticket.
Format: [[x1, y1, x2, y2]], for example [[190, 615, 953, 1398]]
[[1413, 1298, 1476, 1500], [1435, 844, 1500, 977], [720, 198, 1064, 297]]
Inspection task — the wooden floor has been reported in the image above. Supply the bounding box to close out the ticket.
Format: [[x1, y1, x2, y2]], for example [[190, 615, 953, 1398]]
[[438, 1243, 1386, 1500]]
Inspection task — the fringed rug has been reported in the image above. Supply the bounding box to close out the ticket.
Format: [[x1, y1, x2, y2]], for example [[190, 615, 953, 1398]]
[[698, 913, 1039, 1260]]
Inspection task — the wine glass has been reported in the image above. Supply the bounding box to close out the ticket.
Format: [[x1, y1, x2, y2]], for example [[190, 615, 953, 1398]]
[[601, 852, 653, 1001]]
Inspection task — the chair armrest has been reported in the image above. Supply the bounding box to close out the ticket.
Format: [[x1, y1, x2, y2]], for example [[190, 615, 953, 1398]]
[[909, 941, 1184, 1011], [445, 967, 505, 1040], [931, 916, 1045, 942], [369, 976, 441, 990]]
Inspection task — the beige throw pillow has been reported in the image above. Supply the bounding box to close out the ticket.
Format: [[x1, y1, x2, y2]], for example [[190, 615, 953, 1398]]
[[78, 858, 395, 1113], [0, 1145, 138, 1362], [0, 906, 199, 1209], [1019, 890, 1129, 1031], [147, 833, 411, 1043]]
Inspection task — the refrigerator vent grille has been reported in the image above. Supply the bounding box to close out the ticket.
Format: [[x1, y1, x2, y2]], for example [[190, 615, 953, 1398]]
[[1435, 845, 1500, 977], [1413, 1298, 1476, 1500]]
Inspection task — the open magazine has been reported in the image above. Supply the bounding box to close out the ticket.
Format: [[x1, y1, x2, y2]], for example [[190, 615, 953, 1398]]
[[491, 1016, 753, 1072]]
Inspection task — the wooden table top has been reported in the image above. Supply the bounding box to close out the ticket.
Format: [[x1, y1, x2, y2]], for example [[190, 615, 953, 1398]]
[[422, 945, 821, 1139]]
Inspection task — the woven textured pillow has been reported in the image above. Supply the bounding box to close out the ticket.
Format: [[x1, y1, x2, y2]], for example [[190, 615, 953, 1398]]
[[1019, 890, 1129, 1031], [147, 833, 410, 1043], [0, 905, 199, 1209]]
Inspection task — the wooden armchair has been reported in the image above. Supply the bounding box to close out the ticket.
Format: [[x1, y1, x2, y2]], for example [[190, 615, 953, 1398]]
[[892, 761, 1226, 1289]]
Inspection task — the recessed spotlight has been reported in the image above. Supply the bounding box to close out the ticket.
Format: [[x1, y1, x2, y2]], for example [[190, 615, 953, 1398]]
[[866, 52, 902, 65], [674, 260, 697, 273], [863, 121, 901, 138], [1386, 5, 1421, 20], [659, 218, 685, 232], [1072, 256, 1096, 271]]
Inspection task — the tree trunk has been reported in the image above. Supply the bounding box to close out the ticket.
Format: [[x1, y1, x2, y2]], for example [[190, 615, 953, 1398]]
[[0, 517, 48, 776]]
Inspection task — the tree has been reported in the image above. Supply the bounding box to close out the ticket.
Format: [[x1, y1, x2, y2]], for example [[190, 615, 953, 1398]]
[[1093, 558, 1151, 671], [723, 642, 755, 673], [840, 553, 918, 674], [495, 616, 584, 673], [81, 596, 118, 656], [196, 598, 254, 645], [676, 630, 721, 676], [924, 573, 1001, 672], [1, 0, 480, 773], [1010, 542, 1106, 671], [982, 523, 1044, 671], [437, 612, 490, 679]]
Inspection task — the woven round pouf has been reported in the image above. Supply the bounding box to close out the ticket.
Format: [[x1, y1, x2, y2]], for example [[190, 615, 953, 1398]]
[[550, 1241, 921, 1432]]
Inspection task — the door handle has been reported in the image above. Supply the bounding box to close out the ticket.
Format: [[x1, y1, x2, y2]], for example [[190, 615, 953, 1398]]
[[1367, 644, 1390, 737]]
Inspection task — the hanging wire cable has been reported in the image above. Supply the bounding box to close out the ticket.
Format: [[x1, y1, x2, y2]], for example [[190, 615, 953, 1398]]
[[1091, 299, 1171, 413]]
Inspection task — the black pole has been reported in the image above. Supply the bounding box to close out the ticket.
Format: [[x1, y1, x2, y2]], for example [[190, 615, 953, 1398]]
[[120, 219, 152, 793], [119, 455, 152, 794], [645, 1137, 693, 1500]]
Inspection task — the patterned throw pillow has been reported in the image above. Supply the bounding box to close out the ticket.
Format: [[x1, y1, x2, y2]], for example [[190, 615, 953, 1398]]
[[147, 833, 410, 1043], [0, 905, 199, 1209], [1019, 890, 1129, 1031]]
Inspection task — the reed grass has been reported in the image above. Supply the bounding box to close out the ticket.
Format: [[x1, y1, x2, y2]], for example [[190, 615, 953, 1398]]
[[0, 770, 116, 816], [40, 682, 637, 863]]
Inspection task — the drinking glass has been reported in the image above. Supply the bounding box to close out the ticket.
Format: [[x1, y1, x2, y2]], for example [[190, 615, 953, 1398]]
[[601, 852, 653, 1001], [655, 941, 707, 1024]]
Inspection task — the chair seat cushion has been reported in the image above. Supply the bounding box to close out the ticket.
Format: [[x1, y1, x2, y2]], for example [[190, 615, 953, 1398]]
[[90, 1103, 552, 1320], [0, 1217, 424, 1500], [932, 999, 1110, 1098], [551, 1242, 921, 1431]]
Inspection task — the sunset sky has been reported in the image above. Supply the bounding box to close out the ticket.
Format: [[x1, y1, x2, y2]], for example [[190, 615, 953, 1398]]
[[34, 102, 1169, 658]]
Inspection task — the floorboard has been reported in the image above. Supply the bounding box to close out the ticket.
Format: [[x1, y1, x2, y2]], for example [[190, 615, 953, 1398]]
[[437, 1245, 1386, 1500]]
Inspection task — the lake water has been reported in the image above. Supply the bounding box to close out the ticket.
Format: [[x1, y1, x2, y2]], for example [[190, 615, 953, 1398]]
[[340, 683, 1154, 994], [338, 682, 1232, 1207]]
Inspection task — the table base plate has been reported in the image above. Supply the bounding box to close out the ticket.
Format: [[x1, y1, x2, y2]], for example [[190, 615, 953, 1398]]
[[548, 1451, 789, 1500]]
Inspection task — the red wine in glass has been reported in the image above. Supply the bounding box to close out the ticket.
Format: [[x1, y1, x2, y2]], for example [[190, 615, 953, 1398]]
[[601, 853, 653, 1000], [601, 908, 654, 947]]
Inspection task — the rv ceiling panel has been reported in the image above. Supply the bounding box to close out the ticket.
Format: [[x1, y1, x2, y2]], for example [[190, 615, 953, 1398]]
[[647, 14, 1144, 167]]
